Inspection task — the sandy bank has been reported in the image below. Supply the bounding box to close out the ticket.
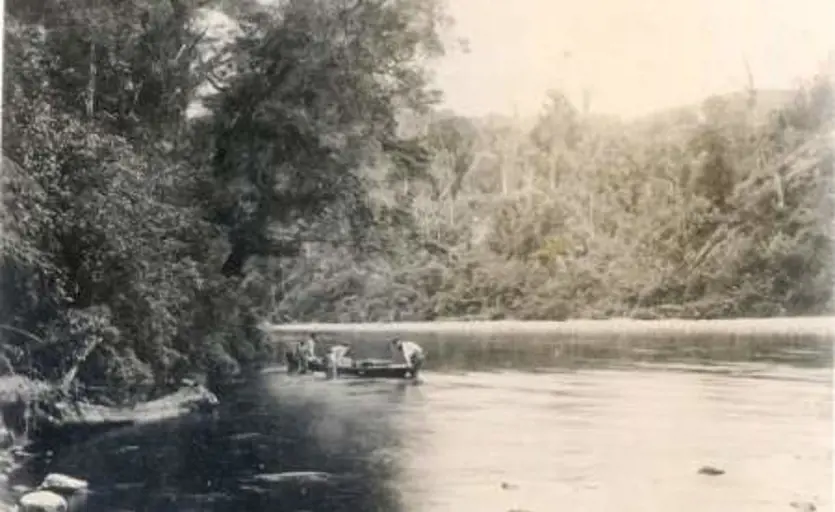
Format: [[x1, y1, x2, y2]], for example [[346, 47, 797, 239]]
[[260, 316, 835, 338]]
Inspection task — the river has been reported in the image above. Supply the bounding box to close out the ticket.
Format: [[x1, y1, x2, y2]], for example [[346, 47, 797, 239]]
[[9, 330, 833, 512]]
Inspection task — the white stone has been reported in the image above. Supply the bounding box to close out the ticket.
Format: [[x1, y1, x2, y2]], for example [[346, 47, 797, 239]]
[[18, 490, 68, 512], [40, 473, 88, 493]]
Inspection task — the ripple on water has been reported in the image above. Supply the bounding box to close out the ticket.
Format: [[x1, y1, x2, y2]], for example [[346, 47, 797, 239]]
[[387, 367, 832, 512]]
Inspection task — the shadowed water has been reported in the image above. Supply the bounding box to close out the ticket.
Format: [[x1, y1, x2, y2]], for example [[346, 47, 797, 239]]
[[13, 331, 833, 511]]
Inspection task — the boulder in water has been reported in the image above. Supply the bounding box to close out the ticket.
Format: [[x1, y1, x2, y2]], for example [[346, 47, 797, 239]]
[[18, 490, 68, 512], [40, 473, 88, 494], [18, 473, 90, 512]]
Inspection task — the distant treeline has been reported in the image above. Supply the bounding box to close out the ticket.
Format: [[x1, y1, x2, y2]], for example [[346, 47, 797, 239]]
[[274, 73, 834, 323]]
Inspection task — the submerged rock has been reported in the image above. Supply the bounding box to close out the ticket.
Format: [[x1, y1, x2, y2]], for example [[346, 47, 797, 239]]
[[245, 471, 333, 485], [697, 465, 725, 476], [229, 432, 263, 442], [11, 485, 32, 496]]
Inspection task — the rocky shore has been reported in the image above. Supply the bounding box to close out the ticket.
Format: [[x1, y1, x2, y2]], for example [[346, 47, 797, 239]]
[[0, 375, 219, 510]]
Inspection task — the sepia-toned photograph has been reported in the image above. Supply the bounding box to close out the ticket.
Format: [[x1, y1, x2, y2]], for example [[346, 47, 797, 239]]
[[0, 0, 832, 510]]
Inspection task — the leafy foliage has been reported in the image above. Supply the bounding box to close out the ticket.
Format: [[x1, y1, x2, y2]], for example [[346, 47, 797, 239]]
[[2, 0, 447, 400]]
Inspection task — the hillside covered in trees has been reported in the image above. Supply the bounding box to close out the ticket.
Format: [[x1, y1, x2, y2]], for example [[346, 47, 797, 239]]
[[2, 0, 833, 400], [279, 74, 835, 322]]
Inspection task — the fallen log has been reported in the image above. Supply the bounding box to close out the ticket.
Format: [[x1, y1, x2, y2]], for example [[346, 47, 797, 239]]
[[35, 383, 219, 438], [0, 377, 219, 444]]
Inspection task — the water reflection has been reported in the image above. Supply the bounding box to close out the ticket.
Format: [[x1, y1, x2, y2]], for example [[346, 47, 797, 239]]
[[22, 377, 412, 511]]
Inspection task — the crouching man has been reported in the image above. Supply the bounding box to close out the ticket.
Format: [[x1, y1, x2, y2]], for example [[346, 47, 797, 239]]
[[389, 337, 425, 378], [325, 343, 353, 379]]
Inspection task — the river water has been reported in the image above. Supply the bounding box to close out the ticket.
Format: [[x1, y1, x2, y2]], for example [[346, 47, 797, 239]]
[[11, 332, 834, 512]]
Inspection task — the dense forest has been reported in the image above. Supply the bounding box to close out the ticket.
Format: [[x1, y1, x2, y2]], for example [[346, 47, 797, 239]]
[[2, 0, 833, 400]]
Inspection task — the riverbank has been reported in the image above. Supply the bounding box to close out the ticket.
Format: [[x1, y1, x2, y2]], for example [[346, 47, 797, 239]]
[[0, 376, 221, 509], [260, 316, 835, 339]]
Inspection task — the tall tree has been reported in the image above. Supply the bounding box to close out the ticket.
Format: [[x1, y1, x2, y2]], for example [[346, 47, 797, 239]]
[[205, 0, 446, 275]]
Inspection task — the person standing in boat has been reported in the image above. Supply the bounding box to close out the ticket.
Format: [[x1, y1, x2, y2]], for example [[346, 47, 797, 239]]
[[298, 334, 318, 374], [389, 337, 426, 377], [285, 341, 300, 373]]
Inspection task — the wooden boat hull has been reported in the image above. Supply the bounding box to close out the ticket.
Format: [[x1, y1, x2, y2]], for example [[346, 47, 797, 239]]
[[306, 359, 416, 379]]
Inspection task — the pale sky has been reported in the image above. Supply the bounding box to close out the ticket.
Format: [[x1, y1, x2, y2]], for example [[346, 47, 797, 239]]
[[433, 0, 835, 119]]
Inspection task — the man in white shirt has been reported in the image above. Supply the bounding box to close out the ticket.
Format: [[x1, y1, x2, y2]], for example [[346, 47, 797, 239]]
[[330, 344, 352, 365], [325, 343, 353, 379], [389, 337, 425, 377], [298, 334, 318, 374]]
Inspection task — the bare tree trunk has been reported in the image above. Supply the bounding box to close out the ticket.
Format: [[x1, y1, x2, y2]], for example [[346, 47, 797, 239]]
[[86, 40, 97, 118], [582, 86, 592, 115], [587, 193, 595, 238], [60, 336, 103, 393], [549, 155, 558, 191], [772, 169, 785, 210], [500, 155, 509, 196], [525, 162, 535, 209], [744, 56, 785, 209], [743, 56, 757, 111]]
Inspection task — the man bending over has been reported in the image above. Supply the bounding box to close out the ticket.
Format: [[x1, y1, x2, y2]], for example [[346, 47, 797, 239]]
[[389, 337, 426, 377], [325, 343, 353, 379]]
